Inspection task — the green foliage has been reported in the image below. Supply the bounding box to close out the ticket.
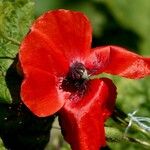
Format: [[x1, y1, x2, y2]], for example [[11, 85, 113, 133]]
[[0, 0, 34, 103], [116, 77, 150, 116], [0, 1, 57, 150], [100, 0, 150, 55], [0, 137, 6, 150]]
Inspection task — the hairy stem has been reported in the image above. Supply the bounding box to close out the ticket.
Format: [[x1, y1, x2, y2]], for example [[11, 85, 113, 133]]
[[125, 136, 150, 147], [106, 127, 150, 148], [113, 108, 150, 138]]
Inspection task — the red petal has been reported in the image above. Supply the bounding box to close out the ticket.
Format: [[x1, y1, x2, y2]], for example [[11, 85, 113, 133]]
[[31, 9, 92, 61], [86, 45, 150, 79], [100, 78, 117, 120], [104, 46, 150, 79], [19, 30, 69, 77], [85, 46, 110, 74], [21, 67, 68, 117], [59, 78, 117, 150]]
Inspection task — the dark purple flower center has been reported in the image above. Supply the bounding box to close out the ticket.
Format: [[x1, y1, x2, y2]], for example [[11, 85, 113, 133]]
[[61, 62, 89, 96]]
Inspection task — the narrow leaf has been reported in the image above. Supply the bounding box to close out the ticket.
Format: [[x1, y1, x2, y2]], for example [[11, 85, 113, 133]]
[[0, 0, 34, 103]]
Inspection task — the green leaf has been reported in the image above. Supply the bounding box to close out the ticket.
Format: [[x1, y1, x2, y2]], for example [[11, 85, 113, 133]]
[[0, 0, 34, 103], [0, 137, 6, 150]]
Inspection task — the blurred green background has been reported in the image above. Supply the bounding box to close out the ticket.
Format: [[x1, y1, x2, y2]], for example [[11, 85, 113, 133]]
[[35, 0, 150, 150]]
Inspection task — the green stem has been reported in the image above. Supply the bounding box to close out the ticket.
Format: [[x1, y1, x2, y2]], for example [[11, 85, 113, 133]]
[[128, 121, 150, 138], [52, 126, 61, 130], [125, 136, 150, 148], [112, 108, 150, 138], [112, 107, 128, 127], [105, 127, 150, 148]]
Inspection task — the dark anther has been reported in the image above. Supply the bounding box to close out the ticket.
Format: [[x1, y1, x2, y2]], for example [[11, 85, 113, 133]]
[[68, 62, 87, 80], [61, 62, 89, 96]]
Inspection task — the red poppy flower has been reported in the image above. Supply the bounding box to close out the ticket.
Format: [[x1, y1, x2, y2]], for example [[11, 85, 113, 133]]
[[19, 9, 150, 150]]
